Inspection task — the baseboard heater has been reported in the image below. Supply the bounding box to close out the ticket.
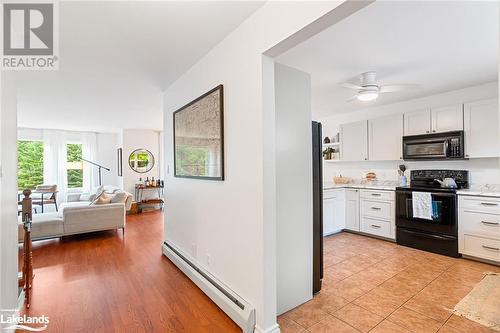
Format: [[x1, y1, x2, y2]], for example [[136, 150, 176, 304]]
[[162, 241, 255, 333]]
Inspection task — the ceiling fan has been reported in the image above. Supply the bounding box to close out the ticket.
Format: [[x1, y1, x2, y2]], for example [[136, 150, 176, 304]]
[[340, 71, 418, 102]]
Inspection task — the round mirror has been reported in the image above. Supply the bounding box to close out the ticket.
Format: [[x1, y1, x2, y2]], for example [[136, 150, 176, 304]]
[[128, 149, 155, 173]]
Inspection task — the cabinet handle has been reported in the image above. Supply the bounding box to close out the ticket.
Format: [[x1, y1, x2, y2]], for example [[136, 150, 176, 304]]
[[426, 131, 430, 133], [481, 202, 499, 206], [371, 193, 382, 196], [371, 207, 381, 210], [371, 224, 381, 228], [432, 130, 436, 133], [481, 221, 500, 226], [465, 154, 470, 158], [482, 245, 500, 251]]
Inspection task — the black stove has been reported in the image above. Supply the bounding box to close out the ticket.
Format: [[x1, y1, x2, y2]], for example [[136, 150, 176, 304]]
[[397, 169, 469, 192], [395, 170, 469, 258]]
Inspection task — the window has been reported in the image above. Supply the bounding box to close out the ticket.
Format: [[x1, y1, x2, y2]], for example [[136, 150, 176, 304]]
[[17, 140, 44, 190], [67, 143, 83, 188]]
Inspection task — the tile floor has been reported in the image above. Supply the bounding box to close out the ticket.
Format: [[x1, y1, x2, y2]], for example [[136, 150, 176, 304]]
[[279, 232, 500, 333]]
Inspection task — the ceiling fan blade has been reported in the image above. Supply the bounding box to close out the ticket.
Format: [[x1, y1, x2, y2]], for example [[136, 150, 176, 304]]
[[339, 82, 363, 90], [379, 84, 419, 93]]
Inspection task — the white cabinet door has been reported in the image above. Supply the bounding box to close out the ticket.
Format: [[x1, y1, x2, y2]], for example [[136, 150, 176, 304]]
[[323, 197, 336, 236], [340, 120, 368, 161], [403, 108, 431, 136], [431, 104, 463, 133], [345, 189, 359, 231], [369, 114, 403, 160], [464, 98, 499, 158], [323, 189, 345, 236]]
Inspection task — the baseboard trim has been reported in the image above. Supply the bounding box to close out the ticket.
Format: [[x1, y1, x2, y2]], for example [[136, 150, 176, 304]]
[[162, 241, 256, 333], [254, 323, 280, 333]]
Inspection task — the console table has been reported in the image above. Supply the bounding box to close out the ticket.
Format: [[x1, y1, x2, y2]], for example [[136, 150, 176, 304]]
[[134, 185, 164, 213]]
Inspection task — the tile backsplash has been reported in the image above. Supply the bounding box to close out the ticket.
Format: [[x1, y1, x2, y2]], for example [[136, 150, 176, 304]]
[[323, 158, 500, 186]]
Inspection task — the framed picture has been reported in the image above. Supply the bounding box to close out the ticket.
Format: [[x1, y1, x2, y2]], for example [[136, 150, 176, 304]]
[[173, 85, 224, 180], [117, 148, 123, 176]]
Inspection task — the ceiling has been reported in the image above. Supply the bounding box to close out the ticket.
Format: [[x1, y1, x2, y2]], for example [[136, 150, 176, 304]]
[[276, 1, 499, 118], [13, 1, 264, 133]]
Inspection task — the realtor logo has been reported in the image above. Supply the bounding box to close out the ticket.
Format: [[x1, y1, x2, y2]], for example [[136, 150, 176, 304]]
[[2, 1, 58, 70]]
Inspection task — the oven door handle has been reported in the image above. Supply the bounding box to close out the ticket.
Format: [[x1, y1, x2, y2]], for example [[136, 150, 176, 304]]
[[396, 190, 456, 198], [400, 229, 455, 241]]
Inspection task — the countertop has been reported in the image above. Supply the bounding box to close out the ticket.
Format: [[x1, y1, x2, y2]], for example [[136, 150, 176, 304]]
[[457, 184, 500, 198], [323, 180, 398, 191], [323, 182, 500, 197]]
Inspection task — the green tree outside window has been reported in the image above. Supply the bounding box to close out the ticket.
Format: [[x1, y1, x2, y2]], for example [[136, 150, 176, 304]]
[[17, 140, 44, 190], [67, 143, 83, 188]]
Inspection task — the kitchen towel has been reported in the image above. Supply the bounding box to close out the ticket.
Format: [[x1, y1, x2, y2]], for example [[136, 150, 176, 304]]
[[412, 192, 433, 220]]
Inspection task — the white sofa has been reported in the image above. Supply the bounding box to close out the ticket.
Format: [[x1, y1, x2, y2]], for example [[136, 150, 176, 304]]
[[18, 191, 132, 242]]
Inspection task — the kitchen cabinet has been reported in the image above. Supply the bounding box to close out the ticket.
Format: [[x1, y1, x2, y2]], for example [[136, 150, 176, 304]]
[[403, 108, 431, 135], [458, 195, 500, 263], [404, 105, 464, 136], [368, 114, 403, 160], [323, 189, 345, 236], [340, 120, 368, 161], [345, 189, 359, 231], [431, 104, 463, 133], [359, 189, 395, 240], [464, 98, 499, 158]]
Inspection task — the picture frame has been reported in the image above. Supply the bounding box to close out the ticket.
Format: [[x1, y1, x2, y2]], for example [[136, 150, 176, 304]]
[[173, 85, 224, 180], [117, 148, 123, 176]]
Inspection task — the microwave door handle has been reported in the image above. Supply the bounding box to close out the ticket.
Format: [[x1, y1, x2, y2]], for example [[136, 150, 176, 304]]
[[444, 140, 449, 156]]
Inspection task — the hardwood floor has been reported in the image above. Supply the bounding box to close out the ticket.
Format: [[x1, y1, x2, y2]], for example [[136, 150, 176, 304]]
[[20, 211, 241, 333]]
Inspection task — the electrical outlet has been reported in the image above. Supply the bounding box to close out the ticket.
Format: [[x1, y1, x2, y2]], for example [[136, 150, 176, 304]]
[[206, 254, 211, 266]]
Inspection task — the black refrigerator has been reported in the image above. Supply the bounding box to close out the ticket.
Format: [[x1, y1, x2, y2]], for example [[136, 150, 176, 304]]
[[312, 121, 323, 294]]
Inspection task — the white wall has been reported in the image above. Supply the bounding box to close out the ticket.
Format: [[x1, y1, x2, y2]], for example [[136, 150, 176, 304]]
[[1, 75, 19, 314], [96, 132, 120, 187], [121, 129, 161, 195], [162, 2, 354, 331], [319, 82, 500, 185], [274, 64, 313, 314]]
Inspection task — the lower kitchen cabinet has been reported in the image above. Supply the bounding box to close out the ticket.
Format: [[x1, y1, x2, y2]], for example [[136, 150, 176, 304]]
[[345, 189, 360, 231], [323, 188, 395, 239], [459, 195, 500, 263], [359, 189, 395, 240], [323, 189, 345, 236]]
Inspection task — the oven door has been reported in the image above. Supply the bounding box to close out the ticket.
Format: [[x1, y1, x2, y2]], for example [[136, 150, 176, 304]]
[[403, 137, 448, 160], [395, 189, 457, 236]]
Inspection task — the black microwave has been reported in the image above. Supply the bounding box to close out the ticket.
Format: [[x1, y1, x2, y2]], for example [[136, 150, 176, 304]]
[[402, 131, 465, 160]]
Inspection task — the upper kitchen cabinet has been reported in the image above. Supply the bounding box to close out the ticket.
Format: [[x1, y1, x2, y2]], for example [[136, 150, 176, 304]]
[[404, 105, 464, 136], [369, 114, 403, 160], [431, 104, 464, 133], [464, 98, 499, 158], [341, 120, 368, 161], [403, 108, 431, 136]]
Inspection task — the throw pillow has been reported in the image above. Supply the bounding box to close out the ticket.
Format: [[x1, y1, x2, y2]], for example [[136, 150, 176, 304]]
[[89, 190, 107, 205], [110, 192, 128, 204], [91, 192, 112, 205]]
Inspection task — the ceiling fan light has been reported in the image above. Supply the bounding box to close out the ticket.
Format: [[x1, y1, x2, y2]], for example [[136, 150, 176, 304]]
[[357, 91, 378, 101]]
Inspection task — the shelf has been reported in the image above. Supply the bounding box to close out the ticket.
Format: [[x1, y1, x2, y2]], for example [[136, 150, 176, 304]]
[[323, 142, 340, 148], [323, 159, 341, 163]]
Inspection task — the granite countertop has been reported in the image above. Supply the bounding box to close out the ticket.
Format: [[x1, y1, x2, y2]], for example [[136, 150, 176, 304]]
[[457, 184, 500, 198], [323, 180, 399, 191]]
